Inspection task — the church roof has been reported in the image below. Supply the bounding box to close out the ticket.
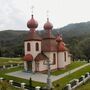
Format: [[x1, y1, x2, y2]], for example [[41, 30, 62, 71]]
[[56, 33, 63, 42], [23, 54, 33, 61], [57, 42, 68, 52], [25, 14, 69, 52], [27, 15, 38, 29], [42, 31, 55, 39], [35, 52, 48, 61], [42, 38, 57, 52], [25, 14, 41, 41], [41, 17, 58, 52], [25, 31, 42, 41], [44, 18, 53, 30]]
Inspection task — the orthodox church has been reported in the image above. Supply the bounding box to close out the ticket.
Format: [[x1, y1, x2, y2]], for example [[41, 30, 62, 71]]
[[23, 14, 71, 73]]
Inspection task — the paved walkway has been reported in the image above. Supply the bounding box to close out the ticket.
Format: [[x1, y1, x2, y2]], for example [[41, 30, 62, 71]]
[[7, 63, 90, 83]]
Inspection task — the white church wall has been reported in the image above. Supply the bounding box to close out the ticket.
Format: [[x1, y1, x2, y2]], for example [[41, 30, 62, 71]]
[[68, 54, 71, 64], [32, 60, 36, 72], [23, 61, 28, 71], [38, 60, 48, 71], [24, 41, 41, 59], [57, 52, 66, 68], [65, 51, 71, 66], [44, 52, 57, 70]]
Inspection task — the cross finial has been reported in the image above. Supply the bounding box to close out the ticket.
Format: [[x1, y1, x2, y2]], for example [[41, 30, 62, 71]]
[[46, 10, 50, 19], [46, 10, 50, 21], [31, 6, 34, 15]]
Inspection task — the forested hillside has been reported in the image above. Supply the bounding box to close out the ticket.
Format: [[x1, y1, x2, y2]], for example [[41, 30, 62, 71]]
[[0, 21, 90, 60]]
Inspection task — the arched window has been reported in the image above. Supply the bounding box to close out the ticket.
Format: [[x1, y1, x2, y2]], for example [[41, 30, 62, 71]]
[[53, 53, 56, 64], [27, 43, 30, 51], [64, 52, 66, 62], [36, 43, 39, 51]]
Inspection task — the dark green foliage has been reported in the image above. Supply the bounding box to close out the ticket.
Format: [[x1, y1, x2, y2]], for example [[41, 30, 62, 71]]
[[0, 21, 90, 59], [29, 78, 32, 87]]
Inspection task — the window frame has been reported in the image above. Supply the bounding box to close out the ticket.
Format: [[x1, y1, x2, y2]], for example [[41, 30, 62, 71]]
[[27, 43, 31, 51], [36, 43, 39, 51]]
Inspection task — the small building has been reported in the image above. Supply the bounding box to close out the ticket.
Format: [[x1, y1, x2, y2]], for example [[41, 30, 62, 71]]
[[23, 14, 71, 72]]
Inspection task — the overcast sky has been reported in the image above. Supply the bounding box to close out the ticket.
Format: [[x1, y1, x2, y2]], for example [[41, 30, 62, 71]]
[[0, 0, 90, 31]]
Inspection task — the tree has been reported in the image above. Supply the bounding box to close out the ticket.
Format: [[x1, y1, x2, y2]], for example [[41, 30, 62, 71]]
[[29, 78, 32, 88]]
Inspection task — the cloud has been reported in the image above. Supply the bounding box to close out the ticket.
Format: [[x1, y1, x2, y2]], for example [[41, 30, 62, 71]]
[[0, 0, 90, 31], [0, 0, 28, 30]]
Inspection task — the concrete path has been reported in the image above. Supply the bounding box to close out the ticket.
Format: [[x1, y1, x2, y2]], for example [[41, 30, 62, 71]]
[[7, 63, 90, 83]]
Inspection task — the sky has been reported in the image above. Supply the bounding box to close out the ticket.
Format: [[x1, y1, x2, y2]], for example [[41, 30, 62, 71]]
[[0, 0, 90, 31]]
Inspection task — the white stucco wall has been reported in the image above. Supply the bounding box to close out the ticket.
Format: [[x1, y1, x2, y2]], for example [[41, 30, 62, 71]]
[[38, 60, 48, 71], [44, 52, 57, 70], [57, 52, 66, 68], [24, 41, 41, 72], [24, 41, 71, 72], [23, 61, 28, 71], [24, 41, 41, 59], [65, 51, 71, 66], [32, 60, 36, 72]]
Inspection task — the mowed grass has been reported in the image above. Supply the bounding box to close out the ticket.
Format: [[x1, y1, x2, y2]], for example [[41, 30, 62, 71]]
[[0, 57, 45, 87], [53, 65, 90, 90], [51, 61, 87, 75], [0, 57, 23, 65], [0, 67, 46, 87], [0, 59, 89, 90], [75, 80, 90, 90], [0, 82, 22, 90], [1, 64, 89, 90]]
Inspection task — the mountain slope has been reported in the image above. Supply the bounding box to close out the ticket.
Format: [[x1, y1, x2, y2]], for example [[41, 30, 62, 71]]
[[0, 21, 90, 57]]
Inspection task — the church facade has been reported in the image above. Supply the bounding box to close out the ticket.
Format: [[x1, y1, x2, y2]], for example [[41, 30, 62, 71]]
[[23, 14, 71, 73]]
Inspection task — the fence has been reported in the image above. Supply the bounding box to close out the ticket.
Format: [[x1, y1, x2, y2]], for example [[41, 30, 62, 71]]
[[63, 72, 90, 90], [0, 63, 23, 70], [0, 77, 48, 90]]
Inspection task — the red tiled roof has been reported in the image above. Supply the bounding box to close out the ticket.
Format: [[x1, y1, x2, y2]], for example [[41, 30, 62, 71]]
[[42, 31, 55, 39], [57, 42, 67, 52], [25, 31, 42, 41], [35, 53, 48, 61], [41, 29, 57, 52], [42, 38, 57, 52], [23, 54, 33, 61], [56, 34, 62, 42]]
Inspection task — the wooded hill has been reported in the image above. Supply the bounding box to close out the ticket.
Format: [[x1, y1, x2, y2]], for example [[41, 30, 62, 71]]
[[0, 21, 90, 60]]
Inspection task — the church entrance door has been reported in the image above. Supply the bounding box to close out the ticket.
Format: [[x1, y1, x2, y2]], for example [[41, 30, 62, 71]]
[[27, 61, 32, 72]]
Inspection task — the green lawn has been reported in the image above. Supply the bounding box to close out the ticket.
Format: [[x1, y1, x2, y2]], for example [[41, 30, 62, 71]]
[[0, 81, 22, 90], [53, 65, 90, 90], [75, 80, 90, 90], [0, 67, 45, 87], [0, 57, 45, 87], [51, 61, 87, 75], [0, 60, 89, 90], [0, 57, 23, 65]]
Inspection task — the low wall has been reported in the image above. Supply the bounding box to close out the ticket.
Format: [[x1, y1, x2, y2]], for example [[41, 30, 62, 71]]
[[63, 72, 90, 90], [0, 63, 23, 70], [0, 77, 48, 90]]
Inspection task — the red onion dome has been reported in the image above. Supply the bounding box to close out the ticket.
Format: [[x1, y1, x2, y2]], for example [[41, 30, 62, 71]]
[[44, 18, 53, 30], [27, 15, 38, 29]]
